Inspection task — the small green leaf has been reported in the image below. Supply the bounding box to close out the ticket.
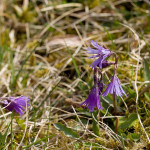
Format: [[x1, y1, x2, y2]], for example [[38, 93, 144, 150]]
[[144, 59, 150, 81], [131, 133, 140, 142], [74, 142, 82, 150], [144, 92, 150, 101], [76, 108, 91, 117], [126, 86, 135, 95], [118, 113, 138, 130], [83, 142, 100, 148], [54, 123, 79, 139]]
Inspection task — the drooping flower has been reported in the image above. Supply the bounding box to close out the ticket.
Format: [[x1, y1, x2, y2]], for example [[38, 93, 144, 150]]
[[87, 40, 110, 55], [90, 55, 111, 69], [2, 96, 30, 117], [103, 75, 127, 97], [81, 84, 103, 112], [86, 40, 112, 69], [101, 60, 113, 68]]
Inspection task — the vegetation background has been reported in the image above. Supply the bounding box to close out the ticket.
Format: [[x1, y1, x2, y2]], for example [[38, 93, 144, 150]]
[[0, 0, 150, 149]]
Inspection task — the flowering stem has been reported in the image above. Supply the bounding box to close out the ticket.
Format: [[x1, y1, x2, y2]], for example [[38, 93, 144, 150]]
[[98, 70, 103, 82], [109, 52, 118, 74], [113, 92, 119, 133], [113, 92, 117, 114], [111, 53, 119, 133], [92, 111, 100, 136], [115, 117, 119, 133], [11, 113, 13, 150], [94, 68, 98, 85]]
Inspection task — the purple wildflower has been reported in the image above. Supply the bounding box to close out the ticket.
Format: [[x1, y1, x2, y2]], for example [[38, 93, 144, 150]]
[[101, 60, 113, 68], [103, 75, 127, 97], [86, 40, 112, 69], [81, 84, 103, 112], [2, 96, 30, 117]]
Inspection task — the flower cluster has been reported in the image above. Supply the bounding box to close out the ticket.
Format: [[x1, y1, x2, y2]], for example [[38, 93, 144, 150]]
[[0, 96, 30, 117], [87, 40, 112, 69], [81, 40, 127, 112]]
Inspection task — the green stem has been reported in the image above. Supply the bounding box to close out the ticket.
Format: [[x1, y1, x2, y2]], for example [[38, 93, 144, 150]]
[[11, 113, 13, 150], [115, 117, 119, 133], [113, 92, 119, 133], [94, 68, 98, 85], [113, 92, 117, 114]]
